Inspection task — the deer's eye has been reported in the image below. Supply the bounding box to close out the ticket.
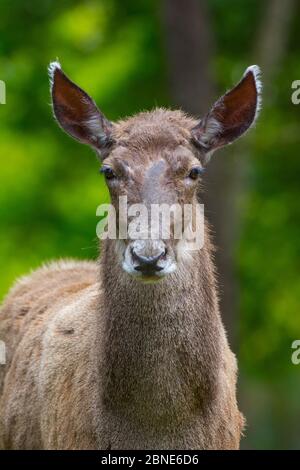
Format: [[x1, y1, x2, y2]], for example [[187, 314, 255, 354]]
[[188, 166, 205, 180], [100, 166, 116, 180]]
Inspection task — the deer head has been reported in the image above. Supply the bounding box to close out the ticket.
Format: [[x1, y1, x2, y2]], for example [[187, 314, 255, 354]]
[[49, 62, 261, 282]]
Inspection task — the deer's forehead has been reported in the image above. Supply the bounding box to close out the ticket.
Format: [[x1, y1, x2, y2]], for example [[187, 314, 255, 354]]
[[107, 144, 196, 171]]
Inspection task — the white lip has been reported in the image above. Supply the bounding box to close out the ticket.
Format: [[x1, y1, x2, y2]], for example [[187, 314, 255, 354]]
[[122, 259, 176, 280]]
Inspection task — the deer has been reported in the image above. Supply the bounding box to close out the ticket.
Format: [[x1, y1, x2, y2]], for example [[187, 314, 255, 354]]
[[0, 62, 261, 449]]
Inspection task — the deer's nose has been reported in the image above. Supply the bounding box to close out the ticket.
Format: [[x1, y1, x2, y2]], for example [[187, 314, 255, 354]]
[[131, 248, 166, 274]]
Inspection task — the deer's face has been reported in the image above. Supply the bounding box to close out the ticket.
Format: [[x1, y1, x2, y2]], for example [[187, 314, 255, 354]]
[[100, 131, 205, 280], [49, 62, 261, 282]]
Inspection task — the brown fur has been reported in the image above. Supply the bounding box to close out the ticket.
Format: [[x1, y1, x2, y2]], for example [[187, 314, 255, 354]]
[[0, 109, 245, 449]]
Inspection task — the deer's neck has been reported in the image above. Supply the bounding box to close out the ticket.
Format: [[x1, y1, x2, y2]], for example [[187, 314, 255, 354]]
[[98, 239, 224, 427]]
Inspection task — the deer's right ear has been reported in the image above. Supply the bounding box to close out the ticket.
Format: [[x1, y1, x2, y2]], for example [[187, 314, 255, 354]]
[[48, 61, 114, 156]]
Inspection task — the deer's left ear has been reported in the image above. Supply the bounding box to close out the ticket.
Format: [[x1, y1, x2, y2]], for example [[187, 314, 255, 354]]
[[48, 61, 114, 156], [191, 65, 262, 159]]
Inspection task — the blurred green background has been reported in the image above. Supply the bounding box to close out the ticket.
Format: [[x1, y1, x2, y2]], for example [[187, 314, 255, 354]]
[[0, 0, 300, 449]]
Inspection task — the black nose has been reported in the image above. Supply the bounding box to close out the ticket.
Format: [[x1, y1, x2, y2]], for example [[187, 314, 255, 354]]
[[131, 248, 166, 274]]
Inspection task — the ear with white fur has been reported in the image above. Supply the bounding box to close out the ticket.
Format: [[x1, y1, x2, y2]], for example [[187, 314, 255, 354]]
[[191, 65, 262, 160], [48, 61, 114, 157]]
